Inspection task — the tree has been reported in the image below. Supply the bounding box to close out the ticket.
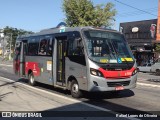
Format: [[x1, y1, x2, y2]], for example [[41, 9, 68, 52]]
[[155, 43, 160, 53], [62, 0, 117, 27], [3, 26, 33, 49]]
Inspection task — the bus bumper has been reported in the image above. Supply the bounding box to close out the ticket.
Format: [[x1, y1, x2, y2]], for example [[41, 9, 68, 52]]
[[88, 74, 137, 92]]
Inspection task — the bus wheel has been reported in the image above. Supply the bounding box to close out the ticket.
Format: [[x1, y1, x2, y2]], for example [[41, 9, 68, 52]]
[[70, 80, 82, 98], [28, 72, 36, 86]]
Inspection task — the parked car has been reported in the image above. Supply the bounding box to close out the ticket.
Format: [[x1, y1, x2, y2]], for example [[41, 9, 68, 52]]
[[137, 63, 152, 72], [151, 58, 160, 75]]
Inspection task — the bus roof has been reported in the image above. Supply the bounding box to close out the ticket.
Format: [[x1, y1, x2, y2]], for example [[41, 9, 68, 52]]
[[17, 26, 120, 39]]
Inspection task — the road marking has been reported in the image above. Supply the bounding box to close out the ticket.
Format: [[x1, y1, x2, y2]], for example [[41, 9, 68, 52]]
[[138, 78, 147, 81], [0, 76, 139, 120], [137, 82, 160, 88], [0, 64, 12, 67]]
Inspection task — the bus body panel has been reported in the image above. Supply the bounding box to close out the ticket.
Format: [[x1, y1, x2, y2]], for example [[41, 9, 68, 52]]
[[65, 57, 88, 91], [25, 56, 53, 85]]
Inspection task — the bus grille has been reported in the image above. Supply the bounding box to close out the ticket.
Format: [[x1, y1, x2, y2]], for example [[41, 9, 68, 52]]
[[107, 81, 130, 87]]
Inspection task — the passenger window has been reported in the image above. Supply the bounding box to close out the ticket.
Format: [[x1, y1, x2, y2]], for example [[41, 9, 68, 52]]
[[38, 36, 53, 56], [38, 39, 48, 55], [47, 37, 53, 56], [28, 37, 39, 55]]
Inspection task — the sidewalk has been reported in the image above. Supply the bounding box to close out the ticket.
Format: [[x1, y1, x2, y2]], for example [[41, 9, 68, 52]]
[[0, 77, 117, 118]]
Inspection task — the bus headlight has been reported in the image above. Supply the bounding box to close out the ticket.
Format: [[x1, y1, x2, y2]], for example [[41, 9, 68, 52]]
[[90, 68, 104, 77], [132, 68, 138, 76]]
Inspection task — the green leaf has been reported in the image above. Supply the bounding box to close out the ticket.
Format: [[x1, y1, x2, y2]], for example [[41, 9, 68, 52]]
[[62, 0, 117, 27]]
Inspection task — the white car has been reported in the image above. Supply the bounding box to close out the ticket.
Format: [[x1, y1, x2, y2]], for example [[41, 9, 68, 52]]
[[151, 58, 160, 75], [137, 63, 152, 72]]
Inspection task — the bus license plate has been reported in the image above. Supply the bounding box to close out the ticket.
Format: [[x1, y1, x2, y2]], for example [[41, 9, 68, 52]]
[[115, 86, 124, 91]]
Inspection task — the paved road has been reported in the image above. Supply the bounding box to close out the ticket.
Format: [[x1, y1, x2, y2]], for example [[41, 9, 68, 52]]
[[0, 61, 160, 119]]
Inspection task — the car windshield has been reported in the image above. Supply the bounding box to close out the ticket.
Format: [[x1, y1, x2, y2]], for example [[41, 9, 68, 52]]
[[83, 30, 134, 64]]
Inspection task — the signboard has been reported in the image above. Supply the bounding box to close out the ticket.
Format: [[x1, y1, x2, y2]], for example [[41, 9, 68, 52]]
[[47, 61, 52, 71], [132, 27, 139, 33]]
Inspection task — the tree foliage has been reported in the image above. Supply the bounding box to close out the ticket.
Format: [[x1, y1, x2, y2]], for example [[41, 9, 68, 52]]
[[155, 43, 160, 53], [3, 26, 33, 49], [62, 0, 117, 27]]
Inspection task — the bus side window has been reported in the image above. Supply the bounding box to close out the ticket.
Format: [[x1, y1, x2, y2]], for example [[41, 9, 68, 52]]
[[47, 37, 53, 56], [38, 36, 53, 56], [38, 38, 48, 55], [28, 37, 38, 56]]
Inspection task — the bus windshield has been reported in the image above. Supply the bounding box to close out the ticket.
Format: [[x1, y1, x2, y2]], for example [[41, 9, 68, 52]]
[[83, 30, 134, 64]]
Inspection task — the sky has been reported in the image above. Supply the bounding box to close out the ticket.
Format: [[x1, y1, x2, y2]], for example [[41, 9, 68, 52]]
[[0, 0, 158, 32]]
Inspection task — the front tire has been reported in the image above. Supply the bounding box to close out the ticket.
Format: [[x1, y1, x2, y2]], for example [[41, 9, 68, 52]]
[[28, 72, 36, 86], [70, 80, 82, 98]]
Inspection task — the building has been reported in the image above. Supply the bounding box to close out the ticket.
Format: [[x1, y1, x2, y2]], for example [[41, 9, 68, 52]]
[[120, 0, 160, 66], [120, 19, 157, 66]]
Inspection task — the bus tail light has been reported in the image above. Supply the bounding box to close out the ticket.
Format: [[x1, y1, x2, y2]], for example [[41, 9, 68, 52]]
[[132, 68, 138, 76], [90, 68, 104, 77]]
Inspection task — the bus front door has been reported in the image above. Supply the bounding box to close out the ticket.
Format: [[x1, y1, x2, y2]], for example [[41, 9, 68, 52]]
[[56, 36, 67, 86], [14, 41, 26, 77]]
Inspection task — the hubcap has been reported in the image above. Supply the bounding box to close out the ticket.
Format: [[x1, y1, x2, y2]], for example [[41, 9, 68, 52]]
[[72, 83, 78, 93]]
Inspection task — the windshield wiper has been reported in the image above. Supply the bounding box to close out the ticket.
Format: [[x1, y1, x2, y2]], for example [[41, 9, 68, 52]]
[[109, 39, 130, 69]]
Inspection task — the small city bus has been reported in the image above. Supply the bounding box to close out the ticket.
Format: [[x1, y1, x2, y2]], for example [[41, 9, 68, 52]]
[[13, 26, 137, 98]]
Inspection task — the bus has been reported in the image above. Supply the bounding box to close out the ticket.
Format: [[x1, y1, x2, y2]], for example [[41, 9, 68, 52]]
[[13, 26, 137, 98]]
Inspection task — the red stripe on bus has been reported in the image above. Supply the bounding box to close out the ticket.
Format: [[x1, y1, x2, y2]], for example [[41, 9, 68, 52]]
[[99, 67, 135, 79], [25, 62, 40, 76]]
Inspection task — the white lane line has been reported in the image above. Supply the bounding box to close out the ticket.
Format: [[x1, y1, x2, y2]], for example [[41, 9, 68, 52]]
[[0, 64, 12, 67], [137, 78, 147, 81], [137, 82, 160, 88], [0, 76, 139, 120]]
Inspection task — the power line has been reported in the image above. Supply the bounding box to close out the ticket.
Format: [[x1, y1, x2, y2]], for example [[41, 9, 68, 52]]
[[114, 0, 157, 17], [117, 8, 158, 18]]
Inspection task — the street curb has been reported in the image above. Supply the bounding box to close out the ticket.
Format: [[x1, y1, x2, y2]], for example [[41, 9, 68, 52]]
[[137, 82, 160, 88]]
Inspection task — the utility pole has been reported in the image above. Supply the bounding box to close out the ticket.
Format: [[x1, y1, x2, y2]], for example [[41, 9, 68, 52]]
[[8, 33, 12, 60], [0, 29, 4, 58]]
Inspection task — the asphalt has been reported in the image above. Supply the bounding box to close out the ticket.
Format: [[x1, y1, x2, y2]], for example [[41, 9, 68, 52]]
[[0, 57, 13, 65]]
